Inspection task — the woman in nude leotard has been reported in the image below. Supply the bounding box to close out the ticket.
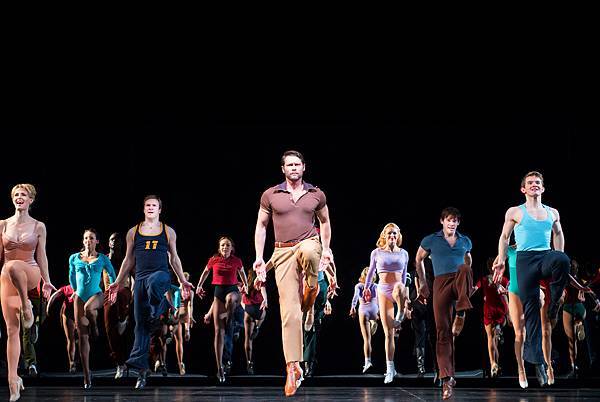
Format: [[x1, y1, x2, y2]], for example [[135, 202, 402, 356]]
[[1, 183, 55, 401]]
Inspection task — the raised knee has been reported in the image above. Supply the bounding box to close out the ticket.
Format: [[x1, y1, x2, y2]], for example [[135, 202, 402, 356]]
[[4, 261, 20, 277], [557, 253, 571, 269]]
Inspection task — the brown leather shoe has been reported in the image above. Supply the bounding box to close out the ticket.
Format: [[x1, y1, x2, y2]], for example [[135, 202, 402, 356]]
[[452, 315, 465, 337], [301, 283, 320, 313], [284, 362, 303, 397], [442, 377, 456, 400]]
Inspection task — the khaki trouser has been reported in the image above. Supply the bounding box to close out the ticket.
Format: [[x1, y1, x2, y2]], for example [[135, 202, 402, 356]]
[[270, 236, 321, 363]]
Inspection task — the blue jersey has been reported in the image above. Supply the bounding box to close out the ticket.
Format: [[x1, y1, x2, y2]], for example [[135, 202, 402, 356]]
[[134, 222, 170, 280]]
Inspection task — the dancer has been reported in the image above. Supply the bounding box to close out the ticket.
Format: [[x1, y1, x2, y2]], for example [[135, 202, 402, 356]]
[[21, 282, 43, 376], [107, 195, 193, 389], [1, 184, 56, 401], [196, 236, 248, 382], [349, 267, 379, 373], [410, 257, 438, 381], [243, 268, 268, 374], [363, 223, 409, 384], [415, 207, 473, 400], [472, 258, 509, 378], [492, 171, 570, 387], [253, 150, 333, 396], [46, 285, 77, 373], [303, 265, 333, 377], [172, 272, 194, 375], [562, 259, 598, 378], [102, 232, 132, 379], [69, 228, 116, 388]]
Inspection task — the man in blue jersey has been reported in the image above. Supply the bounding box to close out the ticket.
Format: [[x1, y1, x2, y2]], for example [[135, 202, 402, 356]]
[[108, 195, 193, 389], [492, 171, 570, 387]]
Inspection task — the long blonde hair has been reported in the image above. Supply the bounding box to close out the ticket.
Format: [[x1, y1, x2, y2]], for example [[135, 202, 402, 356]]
[[376, 223, 402, 249]]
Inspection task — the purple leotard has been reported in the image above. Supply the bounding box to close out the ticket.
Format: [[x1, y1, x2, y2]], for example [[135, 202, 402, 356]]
[[351, 282, 379, 320]]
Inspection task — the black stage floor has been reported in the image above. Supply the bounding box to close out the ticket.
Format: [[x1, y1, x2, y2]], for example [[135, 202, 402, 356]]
[[4, 369, 599, 389], [1, 386, 597, 401]]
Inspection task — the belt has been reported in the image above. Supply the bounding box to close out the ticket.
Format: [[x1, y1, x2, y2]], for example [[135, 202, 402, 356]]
[[274, 240, 300, 248]]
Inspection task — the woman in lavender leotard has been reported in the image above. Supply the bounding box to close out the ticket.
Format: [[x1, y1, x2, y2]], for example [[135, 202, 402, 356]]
[[362, 223, 409, 384], [349, 266, 379, 373]]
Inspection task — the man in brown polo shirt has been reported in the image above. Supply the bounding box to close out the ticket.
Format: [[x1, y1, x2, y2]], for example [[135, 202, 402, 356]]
[[253, 150, 333, 397]]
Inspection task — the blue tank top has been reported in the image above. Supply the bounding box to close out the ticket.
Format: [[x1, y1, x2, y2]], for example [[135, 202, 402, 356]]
[[507, 246, 519, 295], [134, 222, 170, 279], [514, 204, 553, 251]]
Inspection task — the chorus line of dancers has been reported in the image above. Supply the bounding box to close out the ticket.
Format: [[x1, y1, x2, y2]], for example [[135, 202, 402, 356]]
[[2, 151, 600, 400]]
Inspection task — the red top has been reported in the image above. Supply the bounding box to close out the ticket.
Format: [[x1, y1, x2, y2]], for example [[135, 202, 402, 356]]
[[207, 255, 242, 285], [60, 285, 75, 307], [476, 275, 508, 309], [243, 288, 264, 305]]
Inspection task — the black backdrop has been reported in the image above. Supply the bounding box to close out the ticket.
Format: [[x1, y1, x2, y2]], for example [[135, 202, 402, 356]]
[[0, 110, 595, 377]]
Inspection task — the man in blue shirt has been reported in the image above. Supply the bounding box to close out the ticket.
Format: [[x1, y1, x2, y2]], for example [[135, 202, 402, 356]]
[[415, 207, 473, 400]]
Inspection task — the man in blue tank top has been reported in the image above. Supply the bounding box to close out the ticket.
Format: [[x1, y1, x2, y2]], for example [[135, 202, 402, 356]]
[[492, 171, 570, 387], [108, 195, 193, 389]]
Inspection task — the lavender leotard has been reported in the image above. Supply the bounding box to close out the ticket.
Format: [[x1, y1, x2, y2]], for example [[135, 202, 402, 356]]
[[365, 247, 409, 302], [351, 282, 379, 320]]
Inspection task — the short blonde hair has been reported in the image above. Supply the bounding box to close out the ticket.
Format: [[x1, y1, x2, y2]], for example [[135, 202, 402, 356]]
[[359, 266, 376, 284], [376, 223, 402, 249], [11, 183, 37, 201]]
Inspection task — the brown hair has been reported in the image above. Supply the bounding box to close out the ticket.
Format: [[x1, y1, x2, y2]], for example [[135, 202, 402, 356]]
[[143, 195, 162, 209], [521, 171, 544, 188], [440, 207, 461, 222], [215, 236, 236, 256], [281, 150, 305, 166]]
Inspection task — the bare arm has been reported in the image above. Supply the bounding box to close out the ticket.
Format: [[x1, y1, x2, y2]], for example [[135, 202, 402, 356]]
[[197, 267, 210, 288], [464, 252, 472, 267], [414, 246, 430, 299], [113, 228, 136, 285], [0, 220, 4, 265], [493, 207, 519, 283], [253, 209, 271, 281], [166, 227, 188, 284], [498, 207, 518, 262], [550, 208, 565, 252], [316, 205, 333, 263], [238, 267, 249, 293], [35, 222, 55, 298]]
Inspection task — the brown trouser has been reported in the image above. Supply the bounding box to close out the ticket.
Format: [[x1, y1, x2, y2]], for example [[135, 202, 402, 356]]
[[103, 286, 132, 365], [270, 236, 321, 363], [433, 264, 473, 379]]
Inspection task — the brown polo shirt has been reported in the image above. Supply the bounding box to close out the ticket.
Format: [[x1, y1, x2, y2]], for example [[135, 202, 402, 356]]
[[260, 181, 327, 243]]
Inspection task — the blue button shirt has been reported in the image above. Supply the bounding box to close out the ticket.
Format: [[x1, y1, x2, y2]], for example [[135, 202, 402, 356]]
[[420, 230, 472, 277]]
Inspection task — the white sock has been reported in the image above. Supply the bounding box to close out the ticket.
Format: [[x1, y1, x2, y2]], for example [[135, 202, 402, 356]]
[[365, 358, 371, 366], [386, 360, 395, 373]]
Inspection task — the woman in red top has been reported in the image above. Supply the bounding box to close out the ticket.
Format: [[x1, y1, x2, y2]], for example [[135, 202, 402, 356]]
[[196, 236, 248, 382], [46, 285, 77, 373], [242, 268, 268, 374], [472, 258, 509, 378]]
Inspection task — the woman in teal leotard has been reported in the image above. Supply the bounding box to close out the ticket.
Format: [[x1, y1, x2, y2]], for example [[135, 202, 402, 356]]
[[69, 228, 116, 389]]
